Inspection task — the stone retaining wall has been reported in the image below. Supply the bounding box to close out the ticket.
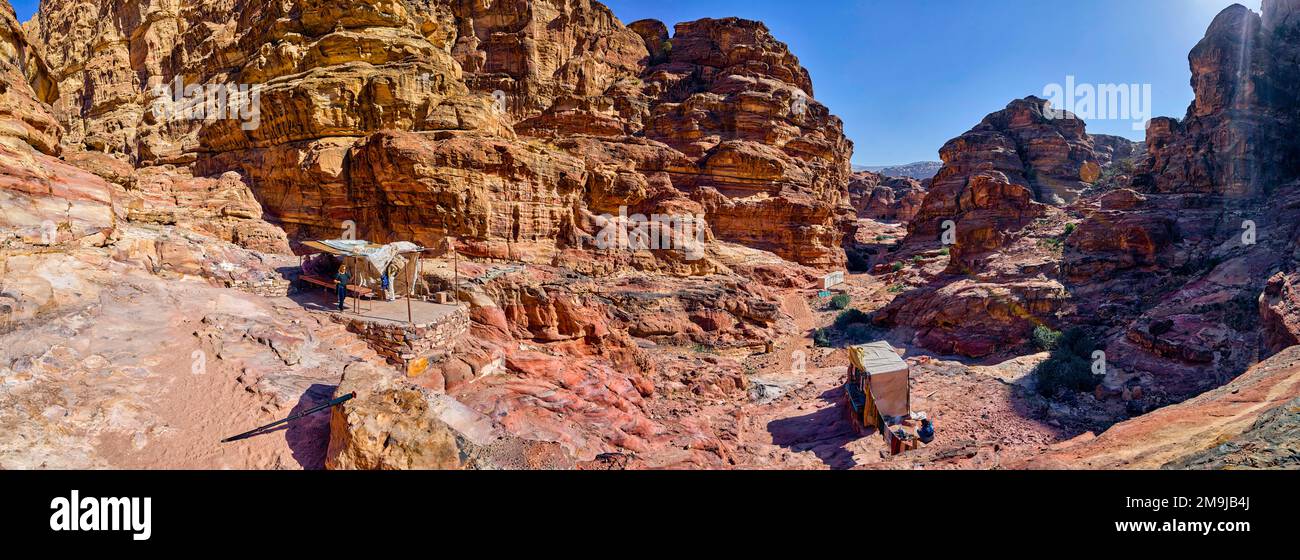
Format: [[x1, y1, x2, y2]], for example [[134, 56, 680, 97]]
[[334, 307, 470, 377]]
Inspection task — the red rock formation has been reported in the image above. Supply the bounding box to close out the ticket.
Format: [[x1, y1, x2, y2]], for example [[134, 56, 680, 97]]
[[0, 2, 117, 248], [1089, 134, 1142, 167], [1260, 272, 1300, 353], [641, 18, 852, 267], [26, 1, 853, 269], [902, 96, 1114, 277], [1058, 1, 1300, 398], [848, 171, 926, 223], [873, 97, 1108, 355], [1141, 2, 1300, 197], [0, 2, 58, 155]]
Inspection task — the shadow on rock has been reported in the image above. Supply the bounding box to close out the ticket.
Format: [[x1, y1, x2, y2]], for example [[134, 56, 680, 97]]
[[285, 383, 337, 470], [767, 388, 863, 470]]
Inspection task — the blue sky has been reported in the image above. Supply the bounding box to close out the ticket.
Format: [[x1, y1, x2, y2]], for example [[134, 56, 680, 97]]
[[11, 0, 1263, 165]]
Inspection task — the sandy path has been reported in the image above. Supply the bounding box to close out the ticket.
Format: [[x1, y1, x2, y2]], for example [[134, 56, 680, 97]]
[[90, 290, 348, 470], [95, 348, 334, 470], [0, 269, 363, 470]]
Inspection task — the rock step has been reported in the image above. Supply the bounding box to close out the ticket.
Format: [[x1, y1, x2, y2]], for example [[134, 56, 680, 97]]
[[307, 323, 394, 367]]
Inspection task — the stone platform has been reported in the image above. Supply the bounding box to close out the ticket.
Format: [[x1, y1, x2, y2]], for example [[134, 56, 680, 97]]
[[292, 290, 469, 376]]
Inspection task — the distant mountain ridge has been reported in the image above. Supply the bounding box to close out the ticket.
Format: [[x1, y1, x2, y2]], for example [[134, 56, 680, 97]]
[[853, 161, 943, 179]]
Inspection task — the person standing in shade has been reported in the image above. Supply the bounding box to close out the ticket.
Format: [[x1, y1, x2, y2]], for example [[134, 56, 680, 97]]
[[382, 264, 399, 302], [335, 264, 351, 311]]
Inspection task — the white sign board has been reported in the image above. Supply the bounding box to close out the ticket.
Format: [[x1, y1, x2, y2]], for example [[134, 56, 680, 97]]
[[823, 271, 845, 290]]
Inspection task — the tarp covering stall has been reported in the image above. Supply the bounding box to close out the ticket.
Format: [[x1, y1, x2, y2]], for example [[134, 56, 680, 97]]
[[848, 341, 911, 418], [301, 240, 425, 296]]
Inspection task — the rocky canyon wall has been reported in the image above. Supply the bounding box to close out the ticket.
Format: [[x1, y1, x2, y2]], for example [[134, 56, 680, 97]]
[[24, 0, 853, 269], [1062, 0, 1300, 397], [878, 0, 1300, 403]]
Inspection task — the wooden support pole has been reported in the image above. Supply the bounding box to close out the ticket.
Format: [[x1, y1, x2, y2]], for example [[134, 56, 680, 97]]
[[351, 256, 360, 314], [408, 254, 416, 324]]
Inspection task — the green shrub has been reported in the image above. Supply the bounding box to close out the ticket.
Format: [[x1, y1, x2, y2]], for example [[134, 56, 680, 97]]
[[812, 328, 831, 348], [887, 284, 907, 294], [834, 308, 871, 329], [1033, 328, 1101, 397], [830, 294, 852, 310], [891, 262, 904, 272], [939, 246, 950, 256], [1036, 356, 1099, 395], [1063, 223, 1077, 237], [1035, 353, 1096, 396], [841, 323, 875, 345], [1032, 325, 1062, 351], [1224, 292, 1259, 332], [1057, 328, 1097, 357]]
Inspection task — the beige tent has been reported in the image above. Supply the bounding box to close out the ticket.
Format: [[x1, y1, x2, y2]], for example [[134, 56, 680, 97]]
[[848, 341, 911, 419]]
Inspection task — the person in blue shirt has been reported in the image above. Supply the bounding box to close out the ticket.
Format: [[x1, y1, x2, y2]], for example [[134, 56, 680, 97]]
[[381, 264, 399, 301], [334, 264, 351, 311], [918, 418, 935, 444]]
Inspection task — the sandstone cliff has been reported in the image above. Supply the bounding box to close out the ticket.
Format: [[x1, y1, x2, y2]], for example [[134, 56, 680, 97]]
[[1063, 0, 1300, 399], [25, 0, 853, 269], [877, 1, 1300, 403], [848, 171, 926, 223], [0, 1, 117, 248], [871, 97, 1113, 357]]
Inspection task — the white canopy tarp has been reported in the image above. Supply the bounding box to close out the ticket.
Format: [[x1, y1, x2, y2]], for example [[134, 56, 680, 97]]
[[305, 240, 424, 293]]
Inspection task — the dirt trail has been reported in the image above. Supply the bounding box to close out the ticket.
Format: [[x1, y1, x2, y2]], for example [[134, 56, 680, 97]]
[[96, 306, 387, 470], [759, 291, 818, 376], [783, 292, 817, 332], [709, 274, 1067, 470], [714, 283, 872, 468]]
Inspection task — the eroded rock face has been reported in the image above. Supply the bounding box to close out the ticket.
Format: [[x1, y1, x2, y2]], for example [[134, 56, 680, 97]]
[[0, 2, 58, 155], [874, 97, 1109, 355], [1260, 272, 1300, 354], [28, 1, 853, 269], [348, 130, 588, 260], [0, 142, 117, 247], [1141, 2, 1300, 197], [1090, 134, 1142, 167], [123, 167, 290, 254], [1057, 1, 1300, 398], [642, 18, 852, 267], [325, 362, 466, 470], [899, 96, 1109, 288], [930, 97, 1099, 212], [848, 171, 926, 223], [450, 0, 649, 125], [0, 3, 116, 248], [880, 279, 1071, 358]]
